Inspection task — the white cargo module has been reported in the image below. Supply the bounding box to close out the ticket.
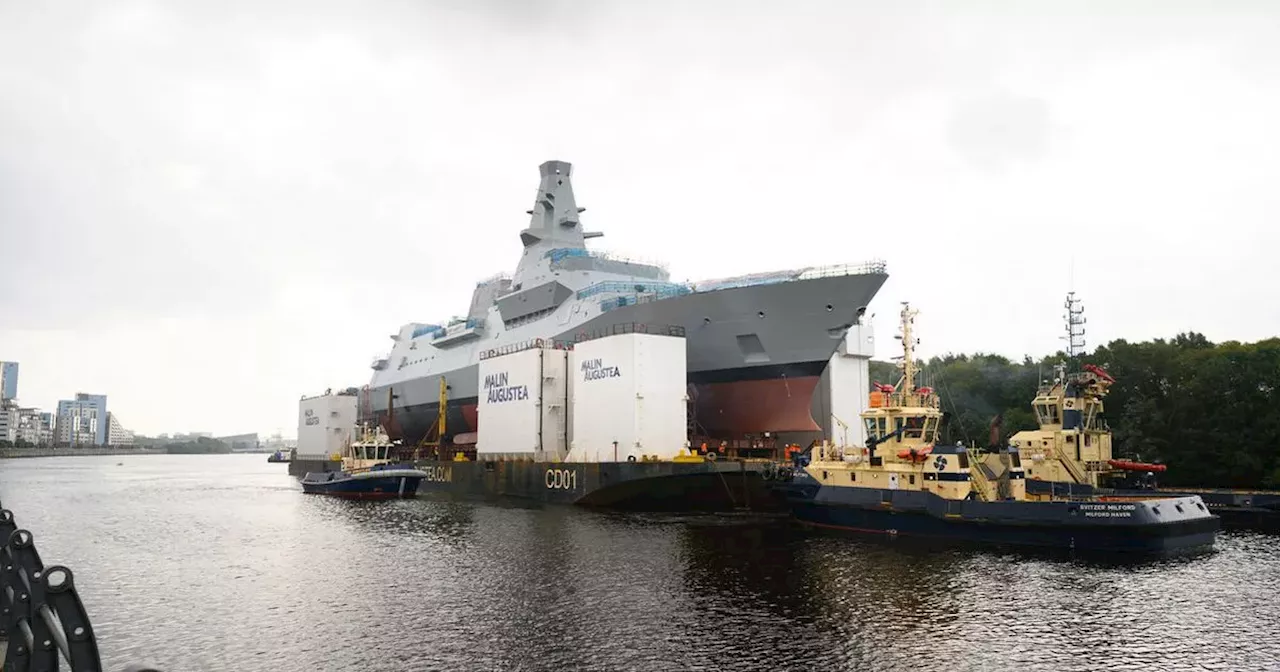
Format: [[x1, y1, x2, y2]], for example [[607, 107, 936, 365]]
[[297, 390, 358, 459], [476, 346, 568, 460], [568, 333, 687, 462]]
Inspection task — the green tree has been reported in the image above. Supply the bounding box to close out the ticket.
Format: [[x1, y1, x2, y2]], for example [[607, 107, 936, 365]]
[[866, 334, 1280, 489]]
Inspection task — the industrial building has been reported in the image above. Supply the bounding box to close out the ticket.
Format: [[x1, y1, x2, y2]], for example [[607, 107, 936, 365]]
[[216, 433, 261, 452]]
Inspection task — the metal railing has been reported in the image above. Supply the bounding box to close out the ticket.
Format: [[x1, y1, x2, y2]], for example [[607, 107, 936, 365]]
[[477, 323, 688, 361], [691, 259, 888, 293], [544, 248, 670, 272], [1051, 442, 1089, 485], [966, 448, 995, 502], [576, 280, 692, 300], [0, 503, 162, 671], [478, 337, 575, 361], [571, 322, 686, 343], [410, 324, 444, 339], [432, 319, 483, 340]]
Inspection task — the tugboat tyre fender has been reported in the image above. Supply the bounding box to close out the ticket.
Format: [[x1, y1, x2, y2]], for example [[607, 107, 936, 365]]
[[627, 455, 637, 463]]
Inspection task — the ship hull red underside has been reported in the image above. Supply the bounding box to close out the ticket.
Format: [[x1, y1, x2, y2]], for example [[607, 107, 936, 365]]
[[374, 363, 826, 443]]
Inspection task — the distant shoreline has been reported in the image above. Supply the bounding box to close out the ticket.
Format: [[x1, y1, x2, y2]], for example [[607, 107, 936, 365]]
[[0, 447, 168, 459]]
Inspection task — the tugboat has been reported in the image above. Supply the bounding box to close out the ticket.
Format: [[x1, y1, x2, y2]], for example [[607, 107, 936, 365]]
[[767, 303, 1220, 555], [1013, 293, 1280, 532], [300, 424, 429, 499]]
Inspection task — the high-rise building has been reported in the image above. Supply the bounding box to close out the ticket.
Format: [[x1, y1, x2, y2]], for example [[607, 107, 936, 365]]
[[56, 393, 108, 446], [0, 362, 17, 401], [10, 407, 52, 446]]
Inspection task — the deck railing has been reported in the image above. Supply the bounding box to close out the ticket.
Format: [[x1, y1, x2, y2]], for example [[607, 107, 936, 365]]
[[544, 248, 670, 272], [691, 259, 887, 293]]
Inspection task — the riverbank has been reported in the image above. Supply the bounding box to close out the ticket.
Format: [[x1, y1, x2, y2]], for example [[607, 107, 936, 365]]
[[0, 446, 167, 459]]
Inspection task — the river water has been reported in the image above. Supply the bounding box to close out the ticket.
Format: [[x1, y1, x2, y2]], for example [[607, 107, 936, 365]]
[[1, 454, 1277, 672]]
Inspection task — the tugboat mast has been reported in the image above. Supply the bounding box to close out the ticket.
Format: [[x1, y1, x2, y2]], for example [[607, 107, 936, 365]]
[[1063, 291, 1087, 366], [896, 302, 920, 397]]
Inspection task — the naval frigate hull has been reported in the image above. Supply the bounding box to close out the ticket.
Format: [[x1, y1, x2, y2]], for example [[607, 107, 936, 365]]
[[367, 270, 886, 444]]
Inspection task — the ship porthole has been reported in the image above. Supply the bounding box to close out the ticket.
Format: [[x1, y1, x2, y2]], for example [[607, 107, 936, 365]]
[[826, 304, 833, 312], [757, 311, 765, 318]]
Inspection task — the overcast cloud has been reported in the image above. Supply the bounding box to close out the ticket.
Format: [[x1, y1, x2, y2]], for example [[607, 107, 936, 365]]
[[2, 0, 1277, 436]]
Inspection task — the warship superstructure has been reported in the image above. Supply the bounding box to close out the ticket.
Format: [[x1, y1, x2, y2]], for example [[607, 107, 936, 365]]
[[363, 160, 888, 445]]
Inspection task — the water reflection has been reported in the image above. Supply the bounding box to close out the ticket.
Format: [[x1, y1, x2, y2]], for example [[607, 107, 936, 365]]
[[0, 455, 1275, 672]]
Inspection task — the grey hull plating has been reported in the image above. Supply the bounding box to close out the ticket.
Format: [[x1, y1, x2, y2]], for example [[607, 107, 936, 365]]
[[368, 270, 887, 443], [406, 459, 784, 512], [364, 159, 889, 445]]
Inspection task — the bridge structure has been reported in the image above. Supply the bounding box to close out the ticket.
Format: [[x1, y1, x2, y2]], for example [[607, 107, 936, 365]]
[[0, 499, 162, 671]]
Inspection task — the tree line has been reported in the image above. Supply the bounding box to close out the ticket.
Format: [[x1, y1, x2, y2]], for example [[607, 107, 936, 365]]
[[869, 332, 1280, 489]]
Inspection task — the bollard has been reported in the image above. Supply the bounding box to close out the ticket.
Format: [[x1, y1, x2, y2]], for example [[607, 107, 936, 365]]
[[0, 503, 163, 672]]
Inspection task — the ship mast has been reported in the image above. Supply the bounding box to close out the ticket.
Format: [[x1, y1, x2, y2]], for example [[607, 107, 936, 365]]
[[896, 302, 920, 397], [1062, 291, 1086, 376]]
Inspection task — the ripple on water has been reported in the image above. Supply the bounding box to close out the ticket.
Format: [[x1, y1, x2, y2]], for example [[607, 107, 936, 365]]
[[1, 455, 1277, 672]]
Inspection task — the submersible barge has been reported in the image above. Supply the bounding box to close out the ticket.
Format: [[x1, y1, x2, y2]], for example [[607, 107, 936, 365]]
[[403, 456, 772, 511], [300, 326, 783, 512]]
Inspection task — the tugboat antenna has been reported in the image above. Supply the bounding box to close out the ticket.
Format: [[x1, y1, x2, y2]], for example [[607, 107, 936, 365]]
[[1063, 291, 1087, 370], [897, 302, 920, 396]]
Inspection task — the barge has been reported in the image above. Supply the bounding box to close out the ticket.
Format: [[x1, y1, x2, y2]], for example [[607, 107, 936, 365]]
[[300, 328, 783, 512]]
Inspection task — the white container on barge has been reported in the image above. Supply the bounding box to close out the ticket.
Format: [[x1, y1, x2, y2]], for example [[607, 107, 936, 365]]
[[568, 332, 687, 463], [476, 346, 568, 461], [297, 389, 358, 460]]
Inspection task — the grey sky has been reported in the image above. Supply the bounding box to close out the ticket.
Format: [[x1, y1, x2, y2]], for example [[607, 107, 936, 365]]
[[2, 1, 1277, 437]]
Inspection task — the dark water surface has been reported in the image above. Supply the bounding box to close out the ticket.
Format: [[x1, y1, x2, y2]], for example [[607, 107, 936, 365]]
[[1, 454, 1277, 671]]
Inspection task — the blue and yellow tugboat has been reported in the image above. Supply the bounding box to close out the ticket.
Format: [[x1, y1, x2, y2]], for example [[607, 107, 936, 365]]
[[300, 424, 429, 499], [1012, 293, 1280, 532], [768, 303, 1219, 555]]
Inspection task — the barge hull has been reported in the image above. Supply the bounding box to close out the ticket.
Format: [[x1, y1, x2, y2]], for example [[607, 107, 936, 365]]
[[407, 459, 784, 512]]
